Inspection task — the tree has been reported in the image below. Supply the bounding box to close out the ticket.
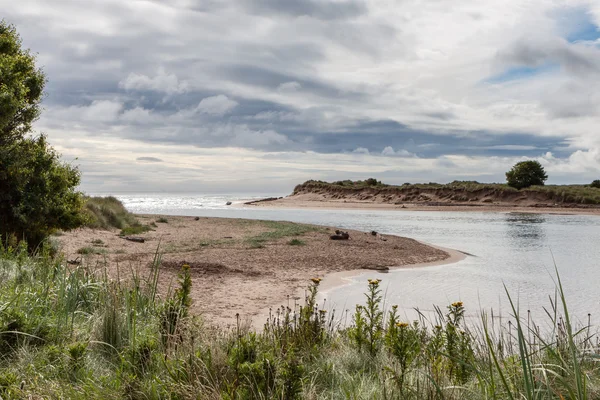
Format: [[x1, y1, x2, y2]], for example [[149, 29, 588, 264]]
[[505, 160, 548, 189], [0, 21, 86, 248], [591, 180, 600, 189]]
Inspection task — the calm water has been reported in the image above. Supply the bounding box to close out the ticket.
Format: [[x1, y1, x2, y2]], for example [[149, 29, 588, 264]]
[[117, 194, 600, 326]]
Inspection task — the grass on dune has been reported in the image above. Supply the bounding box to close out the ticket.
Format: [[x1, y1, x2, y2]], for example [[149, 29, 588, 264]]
[[0, 240, 598, 399], [297, 179, 600, 204]]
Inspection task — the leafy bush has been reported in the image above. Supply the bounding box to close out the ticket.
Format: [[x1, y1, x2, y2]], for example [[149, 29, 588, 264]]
[[0, 22, 86, 249], [505, 160, 548, 189], [591, 180, 600, 188]]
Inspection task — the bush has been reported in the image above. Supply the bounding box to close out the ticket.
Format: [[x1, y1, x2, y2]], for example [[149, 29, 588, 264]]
[[0, 22, 86, 248], [505, 160, 548, 189], [591, 180, 600, 188]]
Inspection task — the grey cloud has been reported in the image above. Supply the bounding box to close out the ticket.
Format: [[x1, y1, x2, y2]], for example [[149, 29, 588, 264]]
[[241, 0, 367, 20], [498, 38, 600, 77], [137, 157, 164, 162]]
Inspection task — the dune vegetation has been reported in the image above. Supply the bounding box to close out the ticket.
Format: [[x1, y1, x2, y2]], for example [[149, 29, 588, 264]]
[[294, 179, 600, 205], [0, 241, 597, 399]]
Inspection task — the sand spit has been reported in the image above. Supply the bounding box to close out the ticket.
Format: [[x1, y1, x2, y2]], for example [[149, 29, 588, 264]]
[[246, 193, 600, 215], [57, 216, 454, 328]]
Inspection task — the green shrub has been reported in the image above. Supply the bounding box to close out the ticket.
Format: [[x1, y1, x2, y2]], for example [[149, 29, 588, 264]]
[[156, 217, 169, 223], [287, 239, 305, 246], [591, 180, 600, 188], [0, 22, 87, 249], [505, 160, 548, 189]]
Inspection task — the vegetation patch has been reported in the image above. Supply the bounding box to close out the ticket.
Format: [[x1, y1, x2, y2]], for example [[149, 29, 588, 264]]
[[84, 196, 140, 230], [295, 179, 600, 205], [287, 239, 306, 246], [76, 246, 107, 255], [156, 217, 169, 223], [119, 224, 153, 236]]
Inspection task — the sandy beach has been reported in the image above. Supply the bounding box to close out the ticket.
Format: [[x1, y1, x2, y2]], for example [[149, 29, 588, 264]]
[[245, 193, 600, 215], [57, 215, 458, 328]]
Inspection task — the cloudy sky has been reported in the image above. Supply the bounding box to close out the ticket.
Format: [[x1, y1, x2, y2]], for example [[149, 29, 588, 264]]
[[4, 0, 600, 193]]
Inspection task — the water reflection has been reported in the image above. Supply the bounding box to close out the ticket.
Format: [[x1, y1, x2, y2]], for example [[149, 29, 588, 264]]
[[504, 212, 547, 244]]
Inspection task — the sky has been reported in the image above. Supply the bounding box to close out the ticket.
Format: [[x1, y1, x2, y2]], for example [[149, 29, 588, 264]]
[[4, 0, 600, 193]]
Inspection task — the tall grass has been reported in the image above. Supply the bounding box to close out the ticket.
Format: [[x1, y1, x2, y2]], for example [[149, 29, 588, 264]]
[[83, 196, 139, 230], [0, 242, 598, 398]]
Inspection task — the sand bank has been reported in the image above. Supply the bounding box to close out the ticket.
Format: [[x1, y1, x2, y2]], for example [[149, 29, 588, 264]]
[[57, 216, 459, 328], [244, 195, 600, 216]]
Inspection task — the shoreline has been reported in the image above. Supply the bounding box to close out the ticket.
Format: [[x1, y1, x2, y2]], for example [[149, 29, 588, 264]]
[[243, 197, 600, 216], [251, 243, 466, 330]]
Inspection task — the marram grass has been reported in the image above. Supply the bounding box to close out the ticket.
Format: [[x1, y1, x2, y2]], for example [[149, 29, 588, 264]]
[[0, 240, 598, 399]]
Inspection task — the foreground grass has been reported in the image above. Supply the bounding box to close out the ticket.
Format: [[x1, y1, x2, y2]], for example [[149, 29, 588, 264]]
[[297, 179, 600, 204], [0, 243, 598, 399]]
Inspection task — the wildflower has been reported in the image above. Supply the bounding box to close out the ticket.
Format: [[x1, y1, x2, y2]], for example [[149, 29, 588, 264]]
[[451, 301, 463, 308], [396, 322, 409, 328], [368, 279, 381, 285], [392, 305, 398, 309], [311, 277, 322, 284], [319, 310, 327, 314], [182, 264, 190, 271]]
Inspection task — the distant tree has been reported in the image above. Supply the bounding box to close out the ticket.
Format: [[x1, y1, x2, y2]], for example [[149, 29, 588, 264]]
[[505, 160, 548, 189], [0, 21, 86, 248], [364, 178, 381, 186], [591, 180, 600, 188]]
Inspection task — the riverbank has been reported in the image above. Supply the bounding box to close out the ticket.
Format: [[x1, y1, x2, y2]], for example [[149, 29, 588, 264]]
[[57, 215, 454, 327], [245, 193, 600, 215]]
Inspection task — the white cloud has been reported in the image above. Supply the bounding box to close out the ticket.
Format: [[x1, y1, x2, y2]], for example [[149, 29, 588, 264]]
[[352, 147, 370, 154], [196, 95, 238, 116], [119, 68, 189, 94], [382, 146, 414, 157]]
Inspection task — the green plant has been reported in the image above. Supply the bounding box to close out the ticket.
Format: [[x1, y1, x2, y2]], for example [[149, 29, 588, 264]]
[[287, 239, 305, 246], [156, 217, 169, 223], [160, 264, 192, 347], [84, 196, 139, 230], [76, 246, 106, 255], [384, 307, 421, 395], [120, 224, 153, 236], [91, 239, 104, 246], [350, 279, 384, 356], [591, 179, 600, 188], [505, 160, 548, 189], [0, 22, 87, 249]]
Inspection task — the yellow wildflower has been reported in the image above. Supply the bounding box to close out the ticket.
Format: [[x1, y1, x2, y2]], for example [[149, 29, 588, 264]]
[[311, 278, 322, 284], [451, 301, 463, 308], [396, 322, 409, 328]]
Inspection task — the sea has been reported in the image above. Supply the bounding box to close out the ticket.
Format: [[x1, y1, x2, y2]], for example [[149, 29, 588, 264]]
[[107, 192, 600, 329]]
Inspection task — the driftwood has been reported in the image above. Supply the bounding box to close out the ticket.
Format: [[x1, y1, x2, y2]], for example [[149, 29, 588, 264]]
[[122, 236, 145, 243], [330, 230, 350, 240], [361, 265, 390, 272]]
